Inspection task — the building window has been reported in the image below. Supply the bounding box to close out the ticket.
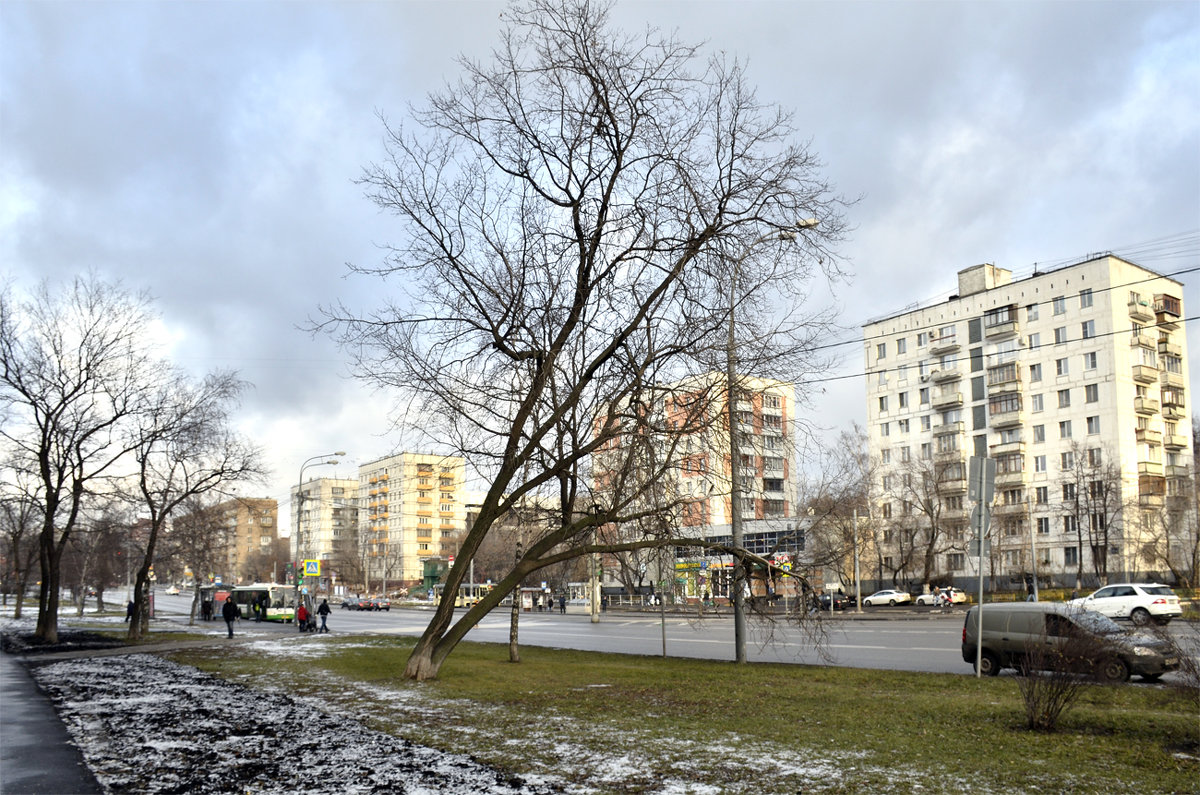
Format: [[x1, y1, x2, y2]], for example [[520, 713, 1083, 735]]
[[877, 342, 887, 360], [901, 446, 911, 463], [1031, 394, 1044, 412], [881, 449, 891, 464], [1029, 363, 1042, 382], [1056, 358, 1069, 377], [1079, 288, 1093, 308], [1037, 517, 1050, 534], [879, 395, 888, 412], [418, 516, 430, 525], [1084, 383, 1098, 403], [1059, 420, 1072, 439], [1081, 320, 1095, 339], [1064, 546, 1079, 566], [1061, 451, 1075, 469], [1087, 448, 1101, 467], [1033, 425, 1045, 443], [988, 393, 1021, 417], [947, 553, 965, 570], [920, 442, 932, 459], [1052, 296, 1067, 315], [917, 332, 929, 347], [1027, 332, 1041, 350], [1034, 455, 1046, 473], [921, 415, 931, 431], [1064, 515, 1078, 534], [1026, 303, 1039, 321], [898, 419, 910, 433], [880, 422, 889, 437], [1054, 327, 1067, 344], [897, 338, 907, 354], [1057, 389, 1070, 408], [898, 392, 908, 409], [1063, 483, 1076, 501], [919, 387, 930, 404], [1035, 486, 1048, 504], [1086, 416, 1100, 435]]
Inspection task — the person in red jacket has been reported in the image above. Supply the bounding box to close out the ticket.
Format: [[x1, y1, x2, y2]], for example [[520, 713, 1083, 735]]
[[296, 602, 309, 633]]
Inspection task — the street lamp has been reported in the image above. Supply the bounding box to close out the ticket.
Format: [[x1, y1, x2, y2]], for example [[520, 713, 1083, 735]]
[[727, 220, 815, 664], [294, 451, 346, 603], [589, 503, 603, 624]]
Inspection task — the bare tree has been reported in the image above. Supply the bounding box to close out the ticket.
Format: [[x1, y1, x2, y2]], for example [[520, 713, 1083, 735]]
[[319, 0, 847, 680], [0, 486, 41, 617], [125, 371, 264, 640], [167, 497, 236, 624], [1059, 443, 1125, 589], [0, 275, 165, 643]]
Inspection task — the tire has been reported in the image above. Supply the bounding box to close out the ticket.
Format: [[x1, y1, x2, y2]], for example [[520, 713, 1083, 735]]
[[977, 650, 1001, 677], [1096, 657, 1130, 684], [888, 599, 896, 606], [1130, 608, 1151, 627]]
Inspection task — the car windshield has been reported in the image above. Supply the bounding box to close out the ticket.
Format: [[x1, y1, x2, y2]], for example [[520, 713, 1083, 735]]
[[1072, 610, 1123, 636]]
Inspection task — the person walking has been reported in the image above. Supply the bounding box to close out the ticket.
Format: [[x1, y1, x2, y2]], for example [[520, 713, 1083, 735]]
[[558, 594, 566, 615], [296, 602, 309, 633], [317, 599, 331, 633], [221, 596, 240, 638]]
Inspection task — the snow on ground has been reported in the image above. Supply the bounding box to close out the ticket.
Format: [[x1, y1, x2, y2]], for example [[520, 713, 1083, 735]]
[[30, 653, 562, 794]]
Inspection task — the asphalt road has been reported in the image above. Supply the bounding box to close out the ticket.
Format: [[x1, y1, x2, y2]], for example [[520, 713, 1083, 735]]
[[151, 592, 976, 675]]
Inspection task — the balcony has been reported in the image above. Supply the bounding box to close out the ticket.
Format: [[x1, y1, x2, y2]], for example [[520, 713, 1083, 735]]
[[937, 476, 968, 494], [1163, 401, 1186, 420], [995, 469, 1025, 485], [1127, 299, 1154, 322], [987, 364, 1021, 392], [932, 390, 963, 410], [1160, 371, 1185, 390], [935, 447, 964, 462], [1138, 461, 1164, 477], [1139, 494, 1165, 508], [1158, 339, 1182, 358], [990, 408, 1022, 428], [1164, 434, 1187, 450], [1136, 428, 1162, 444], [931, 367, 962, 384], [933, 421, 964, 437], [1154, 294, 1181, 330], [984, 319, 1019, 340], [989, 440, 1025, 457], [1134, 396, 1160, 415], [1167, 464, 1190, 479], [1131, 364, 1158, 384], [930, 335, 960, 355]]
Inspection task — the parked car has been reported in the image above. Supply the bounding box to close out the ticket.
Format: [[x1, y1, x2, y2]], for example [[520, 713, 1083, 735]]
[[1067, 583, 1182, 626], [369, 596, 391, 611], [816, 593, 854, 610], [962, 602, 1180, 682], [340, 597, 370, 610], [862, 589, 912, 607], [915, 587, 967, 606]]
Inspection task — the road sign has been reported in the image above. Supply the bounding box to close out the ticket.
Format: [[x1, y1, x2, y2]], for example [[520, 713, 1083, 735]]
[[968, 456, 996, 504], [970, 504, 991, 536], [304, 560, 321, 577], [968, 539, 992, 557]]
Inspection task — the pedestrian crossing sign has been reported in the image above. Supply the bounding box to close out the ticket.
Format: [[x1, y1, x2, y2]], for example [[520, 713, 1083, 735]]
[[304, 560, 321, 576]]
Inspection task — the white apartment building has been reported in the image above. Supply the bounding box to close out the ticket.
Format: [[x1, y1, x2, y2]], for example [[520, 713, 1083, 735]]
[[863, 256, 1191, 590], [291, 477, 358, 590], [358, 452, 467, 589]]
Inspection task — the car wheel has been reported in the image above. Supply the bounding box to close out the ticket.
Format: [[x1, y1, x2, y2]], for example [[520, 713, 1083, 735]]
[[1130, 608, 1152, 626], [1096, 657, 1130, 684], [977, 650, 1001, 677], [888, 599, 896, 606]]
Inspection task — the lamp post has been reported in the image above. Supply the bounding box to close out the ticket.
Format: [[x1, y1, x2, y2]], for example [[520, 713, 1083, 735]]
[[728, 220, 815, 664], [294, 451, 346, 604]]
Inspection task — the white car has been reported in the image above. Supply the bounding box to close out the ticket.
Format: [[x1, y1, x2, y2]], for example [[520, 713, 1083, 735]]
[[164, 585, 181, 595], [1068, 583, 1182, 626], [862, 589, 912, 607], [915, 588, 967, 605]]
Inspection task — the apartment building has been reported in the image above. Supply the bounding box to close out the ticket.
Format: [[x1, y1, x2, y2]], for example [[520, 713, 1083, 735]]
[[863, 255, 1192, 589], [291, 477, 358, 590], [358, 452, 467, 589], [213, 497, 282, 583], [594, 371, 803, 600]]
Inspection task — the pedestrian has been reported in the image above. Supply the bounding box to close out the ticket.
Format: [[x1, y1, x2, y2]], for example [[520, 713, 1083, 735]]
[[125, 600, 135, 622], [256, 593, 267, 622], [222, 595, 240, 638], [296, 602, 309, 633], [558, 594, 566, 614], [317, 598, 331, 633], [601, 594, 608, 612]]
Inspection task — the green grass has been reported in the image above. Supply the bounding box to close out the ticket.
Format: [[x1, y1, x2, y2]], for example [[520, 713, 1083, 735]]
[[169, 636, 1199, 794]]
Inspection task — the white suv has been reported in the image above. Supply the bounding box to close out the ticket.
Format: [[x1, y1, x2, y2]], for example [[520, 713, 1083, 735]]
[[1068, 583, 1182, 626]]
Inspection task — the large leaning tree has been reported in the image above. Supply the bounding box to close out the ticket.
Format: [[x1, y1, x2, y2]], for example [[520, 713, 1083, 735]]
[[320, 0, 848, 680]]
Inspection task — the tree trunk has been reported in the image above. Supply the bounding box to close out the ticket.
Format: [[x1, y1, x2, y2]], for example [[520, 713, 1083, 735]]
[[508, 591, 521, 663]]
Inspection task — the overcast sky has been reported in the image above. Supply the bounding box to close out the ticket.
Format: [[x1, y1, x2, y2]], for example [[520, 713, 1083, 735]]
[[3, 0, 1197, 528]]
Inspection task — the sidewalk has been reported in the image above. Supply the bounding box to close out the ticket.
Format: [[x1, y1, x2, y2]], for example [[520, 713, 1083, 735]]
[[0, 650, 101, 795]]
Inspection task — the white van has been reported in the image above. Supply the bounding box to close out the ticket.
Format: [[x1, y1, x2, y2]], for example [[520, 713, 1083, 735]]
[[961, 602, 1179, 683]]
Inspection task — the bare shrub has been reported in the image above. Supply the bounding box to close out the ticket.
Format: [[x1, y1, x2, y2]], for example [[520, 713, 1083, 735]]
[[1014, 611, 1118, 732]]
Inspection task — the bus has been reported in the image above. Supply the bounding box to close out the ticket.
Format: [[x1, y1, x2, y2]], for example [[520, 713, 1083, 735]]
[[229, 583, 300, 622], [433, 582, 492, 607]]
